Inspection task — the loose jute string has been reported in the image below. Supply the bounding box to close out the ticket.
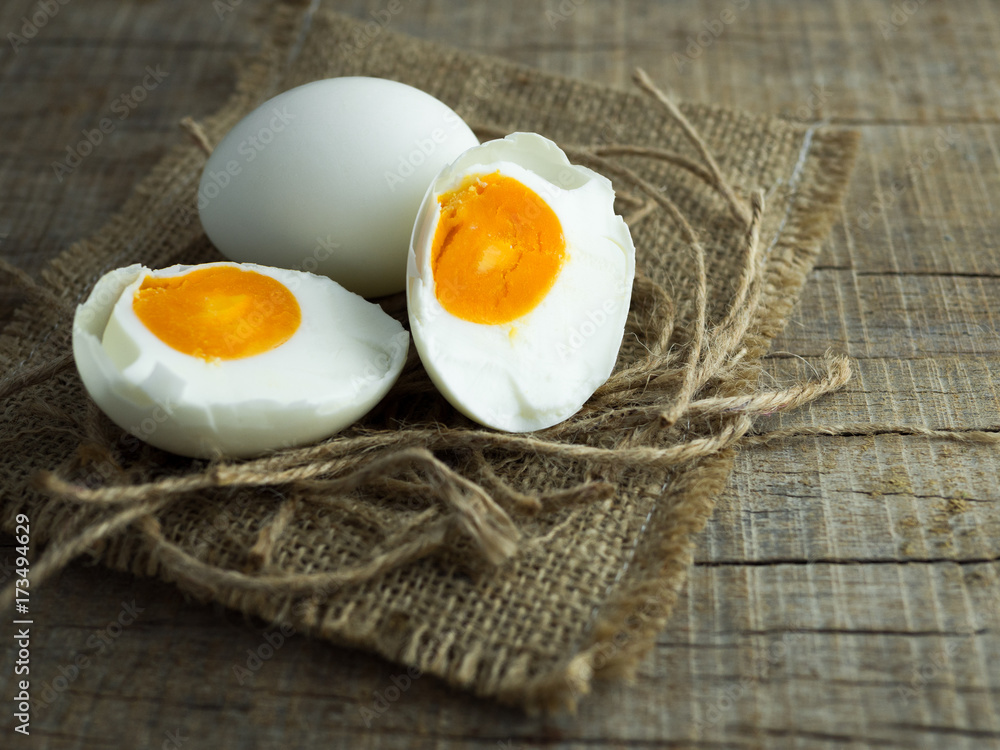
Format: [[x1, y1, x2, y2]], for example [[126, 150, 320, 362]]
[[1, 69, 995, 614]]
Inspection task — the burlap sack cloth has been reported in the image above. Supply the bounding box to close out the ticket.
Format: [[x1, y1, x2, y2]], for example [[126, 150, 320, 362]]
[[0, 3, 859, 711]]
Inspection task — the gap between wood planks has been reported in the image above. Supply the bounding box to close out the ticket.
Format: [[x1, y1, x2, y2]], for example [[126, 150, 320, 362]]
[[695, 556, 1000, 566]]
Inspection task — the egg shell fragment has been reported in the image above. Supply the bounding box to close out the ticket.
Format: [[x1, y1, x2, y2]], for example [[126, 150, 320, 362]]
[[73, 262, 409, 459], [197, 76, 479, 298], [406, 132, 636, 432]]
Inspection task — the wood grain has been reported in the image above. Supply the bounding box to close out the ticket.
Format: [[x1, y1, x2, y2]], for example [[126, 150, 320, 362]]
[[1, 0, 998, 748]]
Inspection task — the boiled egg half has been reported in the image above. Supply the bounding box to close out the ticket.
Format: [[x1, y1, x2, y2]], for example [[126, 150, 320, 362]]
[[73, 262, 408, 459], [407, 132, 636, 432]]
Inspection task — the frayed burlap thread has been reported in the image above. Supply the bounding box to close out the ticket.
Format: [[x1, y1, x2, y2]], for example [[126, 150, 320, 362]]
[[0, 3, 880, 711]]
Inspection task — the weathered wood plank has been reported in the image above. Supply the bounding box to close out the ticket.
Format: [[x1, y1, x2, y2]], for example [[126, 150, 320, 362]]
[[759, 354, 1000, 429], [707, 437, 1000, 563], [760, 269, 1000, 359], [6, 557, 996, 748], [2, 0, 1000, 748], [833, 124, 1000, 276], [0, 0, 264, 318]]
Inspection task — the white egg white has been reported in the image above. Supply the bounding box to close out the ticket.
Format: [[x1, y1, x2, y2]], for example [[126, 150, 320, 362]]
[[406, 132, 636, 432], [73, 261, 409, 458]]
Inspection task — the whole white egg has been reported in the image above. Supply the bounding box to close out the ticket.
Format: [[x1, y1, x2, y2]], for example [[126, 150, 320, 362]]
[[406, 132, 636, 432], [73, 261, 409, 459], [197, 77, 479, 298]]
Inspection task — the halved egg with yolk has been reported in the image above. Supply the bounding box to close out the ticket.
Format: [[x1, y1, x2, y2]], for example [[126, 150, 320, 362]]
[[73, 261, 409, 458], [407, 132, 636, 432]]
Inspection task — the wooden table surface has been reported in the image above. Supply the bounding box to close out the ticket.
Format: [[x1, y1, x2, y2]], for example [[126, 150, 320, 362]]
[[1, 1, 998, 748]]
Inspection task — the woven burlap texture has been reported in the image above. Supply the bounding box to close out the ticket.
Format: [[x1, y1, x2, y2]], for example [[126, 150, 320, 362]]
[[0, 3, 859, 711]]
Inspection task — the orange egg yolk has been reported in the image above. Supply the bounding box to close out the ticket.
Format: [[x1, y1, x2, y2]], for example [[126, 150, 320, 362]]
[[431, 172, 566, 325], [132, 266, 301, 361]]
